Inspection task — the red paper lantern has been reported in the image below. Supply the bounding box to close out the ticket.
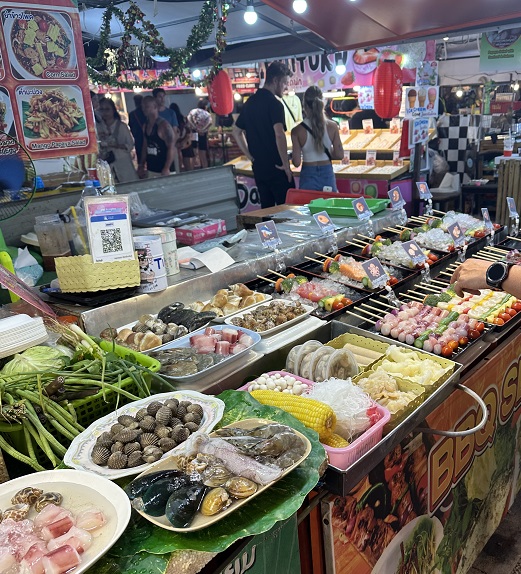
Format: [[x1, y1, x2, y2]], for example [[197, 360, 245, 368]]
[[208, 70, 234, 115], [373, 59, 403, 120]]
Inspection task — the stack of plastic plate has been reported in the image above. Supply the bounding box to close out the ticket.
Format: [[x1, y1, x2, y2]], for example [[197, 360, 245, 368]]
[[0, 314, 48, 359]]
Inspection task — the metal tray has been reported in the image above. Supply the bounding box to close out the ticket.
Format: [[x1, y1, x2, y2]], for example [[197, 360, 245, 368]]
[[149, 325, 261, 382], [243, 269, 373, 321], [322, 322, 463, 496], [40, 284, 137, 307]]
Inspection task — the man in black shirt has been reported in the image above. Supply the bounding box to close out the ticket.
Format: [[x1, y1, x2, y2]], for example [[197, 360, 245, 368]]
[[233, 61, 294, 208], [348, 102, 388, 130]]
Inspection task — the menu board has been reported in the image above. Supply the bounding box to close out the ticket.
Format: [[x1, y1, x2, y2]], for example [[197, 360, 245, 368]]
[[0, 0, 97, 159]]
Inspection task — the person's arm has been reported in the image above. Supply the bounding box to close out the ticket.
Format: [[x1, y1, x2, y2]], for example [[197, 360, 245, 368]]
[[291, 126, 302, 168], [137, 134, 147, 178], [232, 125, 253, 162], [329, 121, 344, 160], [159, 122, 176, 176], [451, 259, 521, 299], [274, 122, 291, 181]]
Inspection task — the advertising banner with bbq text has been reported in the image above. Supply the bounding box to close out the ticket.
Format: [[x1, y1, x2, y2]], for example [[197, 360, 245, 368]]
[[323, 330, 521, 574], [0, 0, 97, 159]]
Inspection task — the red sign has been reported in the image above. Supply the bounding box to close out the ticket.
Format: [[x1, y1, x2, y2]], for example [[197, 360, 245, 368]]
[[0, 0, 97, 159]]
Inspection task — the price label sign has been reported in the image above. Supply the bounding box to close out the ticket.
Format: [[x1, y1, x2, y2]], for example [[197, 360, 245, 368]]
[[447, 221, 465, 247], [507, 197, 519, 218], [388, 186, 406, 210], [256, 220, 282, 249], [361, 257, 390, 289], [352, 197, 374, 221], [313, 211, 335, 234], [481, 208, 493, 230], [401, 240, 427, 265], [416, 181, 432, 200], [365, 150, 377, 166]]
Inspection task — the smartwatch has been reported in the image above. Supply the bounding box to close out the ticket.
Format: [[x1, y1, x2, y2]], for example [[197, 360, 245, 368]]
[[486, 261, 513, 290]]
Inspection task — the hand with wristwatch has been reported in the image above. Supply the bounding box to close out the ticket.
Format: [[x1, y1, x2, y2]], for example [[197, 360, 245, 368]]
[[451, 259, 519, 298]]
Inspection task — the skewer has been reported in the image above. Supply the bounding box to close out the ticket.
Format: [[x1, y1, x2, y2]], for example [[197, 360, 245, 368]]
[[355, 307, 381, 318], [304, 256, 325, 265], [483, 246, 508, 254], [356, 234, 375, 242], [402, 293, 424, 302], [430, 279, 449, 286], [408, 290, 429, 297], [432, 209, 446, 215], [346, 239, 367, 247], [313, 252, 329, 259], [383, 227, 403, 234], [472, 254, 501, 262], [409, 216, 428, 222], [439, 271, 454, 278], [361, 303, 389, 314], [267, 269, 286, 278], [373, 299, 396, 308], [507, 236, 521, 242], [257, 275, 277, 284], [345, 310, 376, 324], [415, 284, 440, 293]]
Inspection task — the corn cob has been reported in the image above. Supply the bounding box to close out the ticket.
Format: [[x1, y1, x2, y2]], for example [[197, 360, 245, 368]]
[[322, 433, 349, 448], [250, 390, 336, 440]]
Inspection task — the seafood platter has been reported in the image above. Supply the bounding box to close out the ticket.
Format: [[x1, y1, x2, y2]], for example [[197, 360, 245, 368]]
[[0, 469, 131, 574], [126, 419, 311, 531], [64, 391, 225, 479]]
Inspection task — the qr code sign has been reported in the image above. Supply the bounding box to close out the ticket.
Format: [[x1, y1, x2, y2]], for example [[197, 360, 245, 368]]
[[100, 228, 123, 254]]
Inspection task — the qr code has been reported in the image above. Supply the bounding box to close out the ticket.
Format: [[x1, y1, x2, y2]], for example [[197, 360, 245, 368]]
[[100, 228, 123, 253]]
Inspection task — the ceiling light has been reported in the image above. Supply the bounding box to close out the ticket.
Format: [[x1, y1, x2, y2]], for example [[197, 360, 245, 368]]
[[456, 88, 463, 98], [234, 92, 243, 101], [192, 69, 202, 79], [515, 81, 520, 91], [443, 36, 449, 41], [150, 55, 170, 62], [335, 63, 346, 75], [244, 0, 258, 24], [292, 0, 307, 14]]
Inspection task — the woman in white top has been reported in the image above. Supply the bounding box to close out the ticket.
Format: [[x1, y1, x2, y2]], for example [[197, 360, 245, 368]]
[[291, 86, 343, 191]]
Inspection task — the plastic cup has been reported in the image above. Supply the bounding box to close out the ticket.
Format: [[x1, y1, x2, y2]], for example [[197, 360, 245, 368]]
[[504, 138, 514, 157]]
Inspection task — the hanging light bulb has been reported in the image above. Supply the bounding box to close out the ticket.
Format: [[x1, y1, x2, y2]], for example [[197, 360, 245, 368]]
[[192, 69, 202, 79], [234, 92, 243, 101], [515, 80, 520, 91], [456, 87, 463, 98], [244, 0, 258, 24], [335, 62, 346, 75], [292, 0, 307, 13]]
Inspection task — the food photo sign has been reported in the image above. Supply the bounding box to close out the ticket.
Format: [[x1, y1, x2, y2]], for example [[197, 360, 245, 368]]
[[0, 0, 97, 159]]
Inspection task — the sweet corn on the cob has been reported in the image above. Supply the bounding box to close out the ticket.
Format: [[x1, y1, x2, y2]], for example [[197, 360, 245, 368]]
[[250, 390, 336, 440], [322, 433, 349, 448]]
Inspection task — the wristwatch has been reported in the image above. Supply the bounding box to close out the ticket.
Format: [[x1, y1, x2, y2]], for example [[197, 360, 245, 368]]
[[486, 261, 513, 290]]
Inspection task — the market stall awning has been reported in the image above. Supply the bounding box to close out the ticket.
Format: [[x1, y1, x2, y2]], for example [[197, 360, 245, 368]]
[[262, 0, 521, 50]]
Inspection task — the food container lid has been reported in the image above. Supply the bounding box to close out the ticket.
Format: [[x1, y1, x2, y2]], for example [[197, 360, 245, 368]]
[[132, 227, 176, 243]]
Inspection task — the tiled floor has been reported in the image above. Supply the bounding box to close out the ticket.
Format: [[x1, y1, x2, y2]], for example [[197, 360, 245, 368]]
[[470, 496, 521, 574]]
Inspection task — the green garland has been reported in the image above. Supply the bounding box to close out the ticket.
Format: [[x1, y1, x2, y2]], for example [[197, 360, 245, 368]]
[[87, 0, 227, 90]]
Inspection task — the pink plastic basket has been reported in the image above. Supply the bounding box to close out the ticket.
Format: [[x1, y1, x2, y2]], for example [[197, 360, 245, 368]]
[[238, 371, 390, 471]]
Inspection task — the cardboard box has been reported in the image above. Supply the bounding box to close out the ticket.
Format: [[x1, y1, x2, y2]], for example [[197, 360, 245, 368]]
[[175, 218, 227, 245]]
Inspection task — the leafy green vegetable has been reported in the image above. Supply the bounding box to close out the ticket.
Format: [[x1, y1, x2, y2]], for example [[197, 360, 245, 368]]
[[398, 517, 436, 574], [1, 346, 68, 376]]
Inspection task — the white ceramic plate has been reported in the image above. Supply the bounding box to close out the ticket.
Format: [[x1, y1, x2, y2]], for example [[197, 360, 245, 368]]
[[0, 88, 14, 134], [190, 293, 271, 323], [0, 469, 131, 574], [132, 418, 312, 532], [64, 391, 225, 480], [372, 515, 444, 574], [223, 301, 315, 337]]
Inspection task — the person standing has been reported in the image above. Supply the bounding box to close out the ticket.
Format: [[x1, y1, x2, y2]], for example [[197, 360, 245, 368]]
[[97, 97, 138, 183], [128, 94, 146, 164], [153, 87, 180, 172], [170, 102, 194, 171], [187, 98, 213, 169], [137, 96, 176, 178], [281, 90, 303, 132], [348, 100, 388, 130], [233, 61, 294, 208], [291, 86, 343, 191]]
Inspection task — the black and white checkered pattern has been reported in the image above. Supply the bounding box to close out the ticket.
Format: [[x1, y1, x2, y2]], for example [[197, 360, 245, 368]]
[[438, 115, 481, 174]]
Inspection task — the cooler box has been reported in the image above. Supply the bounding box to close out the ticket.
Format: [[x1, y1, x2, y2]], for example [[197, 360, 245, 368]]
[[175, 218, 227, 245]]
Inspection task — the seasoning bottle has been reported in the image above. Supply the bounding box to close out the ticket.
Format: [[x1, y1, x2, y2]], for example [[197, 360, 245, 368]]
[[34, 214, 72, 271]]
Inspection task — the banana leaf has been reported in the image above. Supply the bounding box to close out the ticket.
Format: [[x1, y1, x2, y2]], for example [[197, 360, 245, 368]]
[[87, 390, 325, 572]]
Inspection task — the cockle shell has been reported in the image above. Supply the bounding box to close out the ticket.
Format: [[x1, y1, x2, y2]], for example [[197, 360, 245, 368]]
[[146, 401, 163, 416], [142, 446, 163, 463], [183, 413, 201, 425], [35, 492, 63, 513], [115, 429, 140, 444], [200, 487, 231, 516], [107, 452, 128, 469], [185, 422, 200, 433], [124, 442, 141, 455], [176, 405, 188, 420], [96, 432, 114, 449], [158, 437, 177, 453], [11, 487, 43, 506], [187, 404, 204, 417], [110, 424, 125, 436], [117, 415, 137, 427], [165, 398, 179, 411], [132, 322, 149, 334], [139, 416, 157, 433], [135, 408, 149, 422], [154, 425, 171, 439], [224, 477, 258, 499], [91, 445, 111, 466], [140, 432, 159, 448], [4, 504, 30, 521], [111, 441, 124, 454], [155, 406, 172, 426], [127, 452, 145, 467], [171, 425, 190, 443]]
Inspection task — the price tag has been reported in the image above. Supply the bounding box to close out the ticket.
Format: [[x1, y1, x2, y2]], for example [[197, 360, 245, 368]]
[[481, 208, 493, 230], [388, 186, 406, 210], [393, 151, 404, 167], [85, 195, 134, 264], [342, 150, 350, 165], [256, 220, 281, 249], [446, 222, 465, 247], [401, 240, 427, 265], [416, 181, 432, 200], [313, 211, 335, 234], [507, 197, 519, 218], [352, 197, 374, 221], [365, 150, 377, 166], [361, 257, 390, 289]]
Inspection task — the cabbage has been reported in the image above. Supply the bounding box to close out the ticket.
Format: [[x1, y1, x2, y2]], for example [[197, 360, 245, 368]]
[[1, 346, 68, 375]]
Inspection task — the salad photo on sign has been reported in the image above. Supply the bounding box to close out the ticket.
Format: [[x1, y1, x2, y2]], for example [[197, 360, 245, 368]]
[[1, 7, 78, 80], [0, 88, 14, 136]]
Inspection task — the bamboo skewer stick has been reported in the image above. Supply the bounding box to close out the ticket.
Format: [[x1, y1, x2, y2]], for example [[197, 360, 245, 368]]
[[483, 246, 508, 254], [356, 234, 375, 242], [304, 256, 324, 265], [409, 216, 428, 222], [408, 290, 429, 297], [373, 299, 395, 308], [439, 271, 454, 277], [432, 209, 446, 215], [267, 269, 286, 278], [355, 307, 381, 317], [361, 303, 388, 314], [346, 238, 367, 246], [402, 293, 424, 302], [345, 310, 376, 324], [383, 227, 403, 234], [472, 254, 499, 262], [415, 284, 440, 292], [430, 279, 449, 286], [257, 275, 277, 284], [313, 252, 329, 259], [507, 236, 521, 242]]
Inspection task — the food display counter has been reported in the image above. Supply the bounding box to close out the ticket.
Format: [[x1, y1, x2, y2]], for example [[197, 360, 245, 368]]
[[2, 205, 521, 574]]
